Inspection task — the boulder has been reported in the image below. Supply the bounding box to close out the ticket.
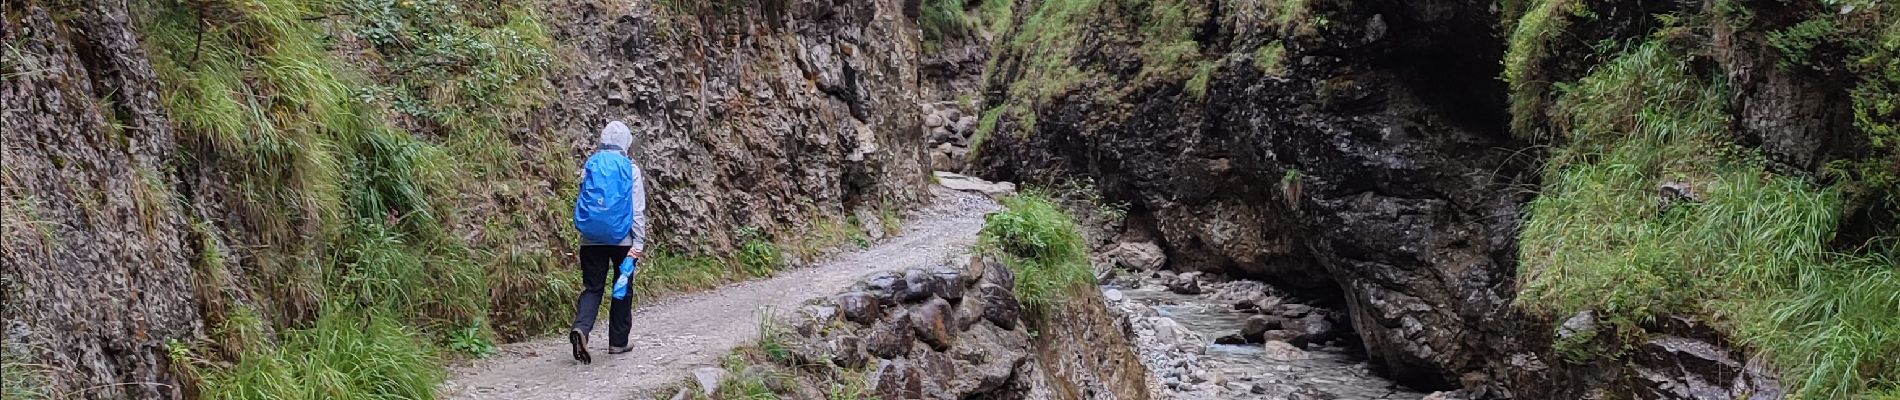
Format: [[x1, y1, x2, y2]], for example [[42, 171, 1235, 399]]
[[930, 127, 957, 144], [863, 271, 908, 302], [829, 334, 866, 368], [925, 113, 946, 128], [953, 293, 986, 331], [1297, 314, 1338, 344], [836, 292, 884, 325], [961, 255, 987, 285], [1167, 274, 1202, 295], [866, 308, 915, 359], [930, 150, 959, 171], [1214, 334, 1248, 345], [1262, 330, 1304, 347], [1273, 303, 1314, 318], [910, 297, 956, 351], [1102, 288, 1123, 302], [1262, 340, 1309, 361], [1103, 240, 1167, 271], [1241, 315, 1284, 342]]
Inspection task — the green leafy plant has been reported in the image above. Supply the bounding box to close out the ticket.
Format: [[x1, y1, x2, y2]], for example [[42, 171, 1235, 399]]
[[447, 320, 498, 358]]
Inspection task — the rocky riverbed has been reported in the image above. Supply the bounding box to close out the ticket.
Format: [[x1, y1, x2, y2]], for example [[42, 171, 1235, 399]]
[[1108, 273, 1434, 400]]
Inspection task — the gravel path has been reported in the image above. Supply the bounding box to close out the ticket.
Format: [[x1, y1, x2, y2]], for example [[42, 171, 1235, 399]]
[[442, 187, 999, 400]]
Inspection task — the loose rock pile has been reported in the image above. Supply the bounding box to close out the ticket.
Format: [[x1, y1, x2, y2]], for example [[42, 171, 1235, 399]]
[[922, 102, 979, 171], [778, 256, 1047, 399]]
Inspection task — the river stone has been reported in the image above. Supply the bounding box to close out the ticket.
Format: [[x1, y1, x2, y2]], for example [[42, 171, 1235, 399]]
[[1274, 303, 1314, 318], [866, 308, 914, 359], [1263, 330, 1305, 347], [1241, 315, 1283, 342], [1167, 273, 1202, 295], [976, 283, 1020, 330], [1102, 288, 1123, 302], [901, 269, 936, 303], [837, 292, 883, 325], [910, 297, 955, 351], [1299, 314, 1337, 344], [1104, 240, 1167, 270], [1262, 340, 1309, 361], [1214, 334, 1248, 345]]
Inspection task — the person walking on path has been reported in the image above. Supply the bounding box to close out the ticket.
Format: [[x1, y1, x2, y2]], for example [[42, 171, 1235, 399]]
[[569, 121, 648, 364]]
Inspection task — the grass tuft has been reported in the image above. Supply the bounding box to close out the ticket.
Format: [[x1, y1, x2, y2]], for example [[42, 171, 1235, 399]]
[[198, 308, 442, 400], [979, 190, 1094, 313]]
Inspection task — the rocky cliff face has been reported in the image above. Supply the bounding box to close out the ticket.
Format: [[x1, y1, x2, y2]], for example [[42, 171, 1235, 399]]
[[1, 0, 930, 397], [970, 0, 1867, 398], [542, 0, 931, 253]]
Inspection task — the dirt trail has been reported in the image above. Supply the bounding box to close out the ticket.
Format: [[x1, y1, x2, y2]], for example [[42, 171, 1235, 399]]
[[442, 187, 999, 400]]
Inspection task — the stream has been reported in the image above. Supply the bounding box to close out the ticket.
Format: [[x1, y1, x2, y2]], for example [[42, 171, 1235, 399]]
[[1112, 281, 1430, 400]]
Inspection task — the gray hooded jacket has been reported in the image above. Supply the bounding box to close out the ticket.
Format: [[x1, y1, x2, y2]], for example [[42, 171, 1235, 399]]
[[580, 121, 648, 250]]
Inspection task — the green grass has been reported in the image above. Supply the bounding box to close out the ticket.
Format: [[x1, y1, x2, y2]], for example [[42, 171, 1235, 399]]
[[2, 344, 47, 400], [979, 190, 1095, 313], [1517, 39, 1900, 398], [197, 308, 443, 400], [1184, 61, 1216, 99], [922, 0, 973, 44]]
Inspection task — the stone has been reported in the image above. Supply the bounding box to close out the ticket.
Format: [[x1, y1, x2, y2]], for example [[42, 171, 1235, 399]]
[[978, 255, 1015, 290], [830, 335, 866, 368], [910, 297, 955, 351], [1298, 314, 1337, 344], [1167, 274, 1202, 295], [962, 255, 987, 285], [1214, 334, 1248, 345], [931, 269, 965, 301], [1104, 240, 1167, 270], [953, 293, 986, 331], [901, 269, 936, 303], [865, 308, 915, 359], [953, 115, 978, 134], [1241, 315, 1282, 342], [1262, 340, 1309, 361], [930, 127, 957, 144], [1274, 303, 1314, 318], [933, 171, 1017, 196], [930, 150, 959, 171], [692, 367, 726, 396], [863, 271, 907, 301], [925, 113, 947, 128], [1102, 288, 1123, 302], [1558, 310, 1597, 340], [837, 292, 883, 325], [976, 283, 1020, 330], [1262, 330, 1304, 347]]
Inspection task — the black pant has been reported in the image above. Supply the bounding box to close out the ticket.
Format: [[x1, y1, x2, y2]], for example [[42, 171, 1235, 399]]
[[573, 245, 633, 347]]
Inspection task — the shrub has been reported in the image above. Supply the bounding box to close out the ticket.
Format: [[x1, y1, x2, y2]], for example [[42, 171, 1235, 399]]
[[979, 190, 1094, 313]]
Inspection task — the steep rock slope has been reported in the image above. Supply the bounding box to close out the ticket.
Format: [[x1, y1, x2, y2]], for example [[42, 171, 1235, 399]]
[[970, 0, 1898, 398], [0, 0, 930, 397]]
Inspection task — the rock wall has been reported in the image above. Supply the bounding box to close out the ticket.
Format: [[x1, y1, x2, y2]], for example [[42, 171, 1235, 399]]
[[1, 5, 198, 398], [1, 0, 931, 397], [771, 255, 1152, 399], [543, 0, 931, 254]]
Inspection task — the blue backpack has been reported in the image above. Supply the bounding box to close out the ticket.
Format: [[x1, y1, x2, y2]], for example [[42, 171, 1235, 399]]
[[573, 149, 635, 244]]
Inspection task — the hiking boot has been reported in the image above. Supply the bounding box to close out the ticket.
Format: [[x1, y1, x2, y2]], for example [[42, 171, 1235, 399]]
[[569, 330, 592, 365], [608, 345, 633, 355]]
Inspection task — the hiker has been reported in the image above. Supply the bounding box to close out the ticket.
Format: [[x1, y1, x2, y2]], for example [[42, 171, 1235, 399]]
[[569, 120, 648, 364]]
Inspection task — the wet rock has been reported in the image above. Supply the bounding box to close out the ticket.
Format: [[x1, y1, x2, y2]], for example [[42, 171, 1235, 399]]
[[1297, 314, 1338, 344], [910, 297, 955, 351], [953, 115, 978, 135], [1263, 330, 1305, 347], [1214, 334, 1249, 345], [1262, 341, 1309, 361], [1241, 315, 1287, 342], [837, 292, 884, 325], [866, 308, 915, 359], [976, 283, 1021, 330], [1273, 303, 1314, 318], [1168, 272, 1204, 294]]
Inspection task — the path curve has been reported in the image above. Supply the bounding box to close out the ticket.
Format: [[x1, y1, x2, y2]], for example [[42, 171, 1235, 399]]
[[442, 187, 999, 399]]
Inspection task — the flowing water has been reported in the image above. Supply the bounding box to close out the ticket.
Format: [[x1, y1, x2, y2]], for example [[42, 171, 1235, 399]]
[[1122, 286, 1430, 400]]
